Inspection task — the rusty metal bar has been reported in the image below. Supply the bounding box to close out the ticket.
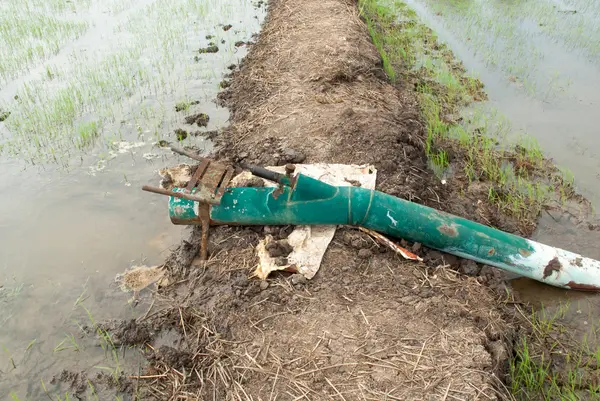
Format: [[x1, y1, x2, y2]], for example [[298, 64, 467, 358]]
[[216, 167, 235, 200], [169, 145, 205, 162], [142, 185, 221, 205], [186, 159, 210, 193]]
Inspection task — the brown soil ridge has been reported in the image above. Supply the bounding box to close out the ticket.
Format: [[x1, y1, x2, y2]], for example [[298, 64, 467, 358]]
[[217, 0, 433, 204], [133, 0, 519, 399]]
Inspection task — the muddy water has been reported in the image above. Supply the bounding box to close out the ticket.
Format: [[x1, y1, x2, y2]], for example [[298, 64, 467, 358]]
[[0, 0, 265, 398], [403, 0, 600, 339]]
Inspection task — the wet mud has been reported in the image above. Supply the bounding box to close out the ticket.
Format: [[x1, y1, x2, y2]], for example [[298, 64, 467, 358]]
[[185, 112, 210, 127]]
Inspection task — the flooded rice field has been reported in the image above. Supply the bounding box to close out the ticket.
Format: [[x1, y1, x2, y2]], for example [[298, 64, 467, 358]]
[[0, 0, 264, 398], [3, 0, 600, 397], [402, 0, 600, 341]]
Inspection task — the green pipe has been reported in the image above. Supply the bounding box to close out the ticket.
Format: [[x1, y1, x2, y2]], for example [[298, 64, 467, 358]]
[[168, 173, 600, 291]]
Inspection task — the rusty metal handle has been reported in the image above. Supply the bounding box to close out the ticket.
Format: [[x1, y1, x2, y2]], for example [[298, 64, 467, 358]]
[[142, 185, 220, 205], [238, 162, 284, 183], [169, 145, 284, 184]]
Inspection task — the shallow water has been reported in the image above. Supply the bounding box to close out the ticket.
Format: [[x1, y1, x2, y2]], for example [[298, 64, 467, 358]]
[[404, 0, 600, 341], [0, 0, 265, 398]]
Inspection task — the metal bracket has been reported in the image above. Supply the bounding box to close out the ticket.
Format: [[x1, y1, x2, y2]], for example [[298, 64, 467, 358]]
[[185, 158, 233, 260], [142, 156, 234, 260]]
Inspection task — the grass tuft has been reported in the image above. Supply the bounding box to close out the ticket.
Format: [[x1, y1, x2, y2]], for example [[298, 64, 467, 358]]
[[359, 0, 580, 232], [510, 303, 600, 400]]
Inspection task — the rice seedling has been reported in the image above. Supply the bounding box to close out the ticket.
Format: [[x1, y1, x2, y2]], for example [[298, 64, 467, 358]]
[[360, 0, 577, 227], [558, 167, 576, 188], [80, 303, 123, 381], [509, 338, 550, 398], [0, 0, 260, 166], [88, 380, 100, 401], [41, 378, 50, 395], [3, 344, 16, 369], [429, 149, 449, 179], [9, 392, 25, 401], [0, 281, 23, 300], [73, 279, 90, 310], [25, 339, 37, 352], [53, 333, 80, 353], [56, 393, 73, 401], [510, 300, 600, 401], [0, 6, 88, 84], [175, 99, 194, 112], [408, 0, 591, 101]]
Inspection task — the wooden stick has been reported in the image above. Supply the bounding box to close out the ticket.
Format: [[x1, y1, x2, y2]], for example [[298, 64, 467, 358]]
[[169, 145, 205, 162]]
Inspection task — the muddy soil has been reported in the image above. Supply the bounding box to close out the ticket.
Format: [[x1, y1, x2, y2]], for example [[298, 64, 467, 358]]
[[100, 0, 534, 399], [125, 226, 516, 400]]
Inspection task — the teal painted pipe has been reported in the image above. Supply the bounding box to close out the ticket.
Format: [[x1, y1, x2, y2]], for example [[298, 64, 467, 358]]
[[168, 173, 600, 291]]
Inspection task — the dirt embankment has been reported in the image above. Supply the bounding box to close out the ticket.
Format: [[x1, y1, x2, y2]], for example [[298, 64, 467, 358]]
[[127, 0, 521, 399]]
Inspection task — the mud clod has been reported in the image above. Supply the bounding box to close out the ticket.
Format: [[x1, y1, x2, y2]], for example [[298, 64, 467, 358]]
[[460, 259, 481, 276], [274, 256, 288, 266], [290, 273, 307, 285], [223, 24, 232, 31], [265, 239, 293, 257], [278, 225, 294, 239], [411, 242, 422, 253], [358, 248, 373, 259], [175, 100, 199, 112], [543, 256, 562, 279], [96, 319, 153, 346], [442, 253, 459, 266], [199, 45, 219, 53], [185, 113, 210, 126], [151, 345, 194, 370], [51, 370, 87, 395], [51, 369, 132, 397], [0, 110, 10, 122], [234, 176, 264, 188], [174, 128, 188, 141], [235, 40, 246, 47], [280, 148, 306, 164]]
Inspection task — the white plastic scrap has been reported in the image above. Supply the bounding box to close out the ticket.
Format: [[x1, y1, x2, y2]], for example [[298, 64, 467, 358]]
[[242, 163, 377, 280]]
